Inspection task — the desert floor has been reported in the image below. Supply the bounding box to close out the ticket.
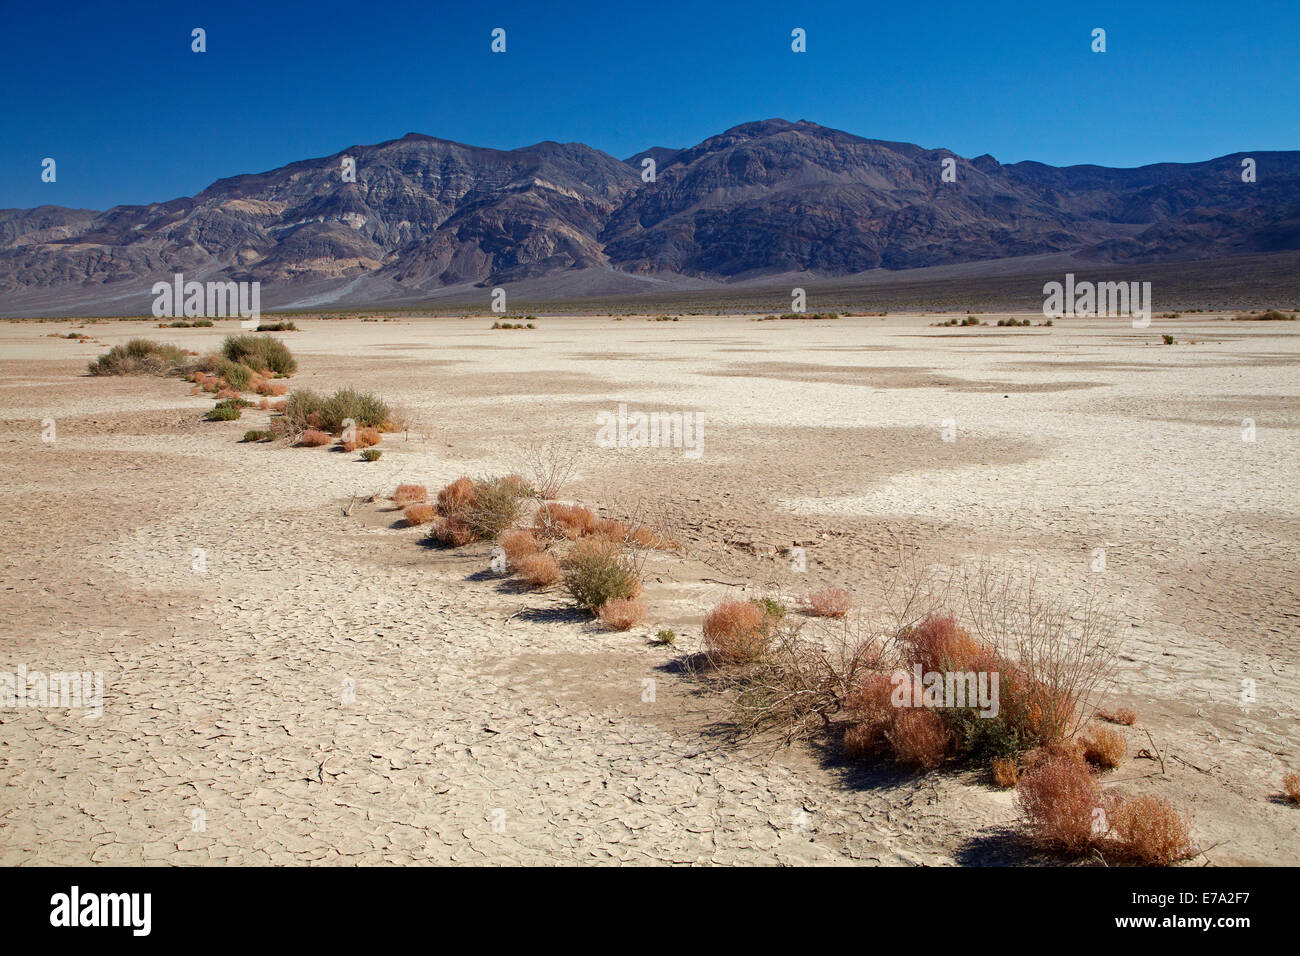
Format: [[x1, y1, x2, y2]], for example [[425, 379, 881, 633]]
[[0, 312, 1296, 865]]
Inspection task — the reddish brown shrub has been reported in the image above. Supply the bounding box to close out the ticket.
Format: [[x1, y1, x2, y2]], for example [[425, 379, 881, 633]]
[[886, 708, 952, 769], [268, 399, 287, 412], [1281, 771, 1300, 805], [1016, 754, 1106, 854], [214, 387, 241, 400], [596, 518, 628, 543], [437, 477, 478, 516], [597, 598, 646, 631], [534, 502, 599, 540], [500, 530, 539, 566], [702, 600, 771, 664], [392, 484, 428, 506], [403, 504, 435, 526], [1098, 707, 1137, 726], [627, 525, 681, 551], [991, 756, 1020, 789], [842, 672, 897, 759], [1110, 795, 1196, 865], [799, 587, 852, 618], [430, 515, 477, 547], [298, 429, 332, 447], [1080, 723, 1127, 769], [903, 613, 992, 672], [516, 553, 561, 588], [254, 380, 289, 397]]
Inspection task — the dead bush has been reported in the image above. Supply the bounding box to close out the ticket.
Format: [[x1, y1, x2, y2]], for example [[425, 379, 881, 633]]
[[392, 484, 428, 506], [500, 530, 540, 566], [1109, 795, 1196, 865], [702, 600, 772, 664], [430, 515, 477, 547], [1281, 771, 1300, 805], [515, 437, 581, 499], [799, 587, 853, 618], [516, 553, 561, 588], [1080, 723, 1127, 769], [534, 502, 599, 540], [298, 429, 332, 447], [1098, 707, 1137, 726], [437, 477, 478, 515], [886, 708, 952, 769], [1016, 753, 1107, 854], [991, 756, 1020, 789], [597, 598, 646, 631], [403, 504, 435, 526]]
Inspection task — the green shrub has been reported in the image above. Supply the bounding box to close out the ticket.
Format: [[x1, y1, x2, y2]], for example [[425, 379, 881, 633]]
[[242, 429, 273, 442], [221, 334, 297, 375], [88, 339, 189, 376], [461, 476, 527, 540], [215, 397, 253, 410], [563, 538, 642, 613], [1162, 334, 1175, 345], [360, 448, 382, 461], [256, 321, 298, 332], [215, 359, 255, 390], [280, 387, 391, 435], [205, 405, 241, 421]]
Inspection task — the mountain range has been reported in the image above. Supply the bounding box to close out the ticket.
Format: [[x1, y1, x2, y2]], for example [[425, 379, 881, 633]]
[[2, 118, 1297, 314]]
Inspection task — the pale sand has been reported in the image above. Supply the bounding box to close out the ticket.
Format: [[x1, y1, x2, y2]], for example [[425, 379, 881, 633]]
[[0, 312, 1296, 865]]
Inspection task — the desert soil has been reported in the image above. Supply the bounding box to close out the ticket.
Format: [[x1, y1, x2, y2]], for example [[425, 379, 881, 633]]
[[0, 312, 1296, 865]]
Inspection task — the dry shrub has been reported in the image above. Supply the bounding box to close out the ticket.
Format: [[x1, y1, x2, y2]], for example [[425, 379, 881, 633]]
[[959, 564, 1121, 744], [403, 504, 435, 526], [1080, 723, 1127, 769], [254, 380, 289, 397], [800, 587, 853, 618], [268, 399, 286, 412], [515, 438, 581, 499], [1098, 707, 1137, 726], [1281, 771, 1300, 804], [991, 756, 1020, 789], [534, 502, 599, 540], [498, 473, 532, 497], [437, 477, 477, 515], [563, 537, 642, 612], [842, 672, 896, 758], [1016, 753, 1106, 854], [392, 484, 428, 506], [516, 553, 560, 588], [298, 429, 332, 447], [430, 515, 477, 547], [626, 524, 680, 550], [214, 387, 241, 400], [500, 530, 540, 566], [596, 518, 628, 543], [903, 612, 992, 672], [886, 708, 952, 769], [597, 598, 646, 631], [702, 600, 772, 664], [1109, 795, 1196, 865]]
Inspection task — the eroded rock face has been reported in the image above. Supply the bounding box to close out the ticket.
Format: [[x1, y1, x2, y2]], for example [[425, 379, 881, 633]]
[[2, 119, 1297, 298]]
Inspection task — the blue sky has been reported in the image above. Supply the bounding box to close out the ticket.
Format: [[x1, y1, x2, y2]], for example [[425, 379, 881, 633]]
[[2, 0, 1296, 210]]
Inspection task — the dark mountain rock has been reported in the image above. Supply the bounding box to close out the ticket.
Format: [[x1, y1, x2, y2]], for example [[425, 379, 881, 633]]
[[2, 119, 1296, 307]]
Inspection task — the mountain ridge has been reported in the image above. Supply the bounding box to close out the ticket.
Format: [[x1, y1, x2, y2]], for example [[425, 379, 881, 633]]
[[2, 118, 1297, 313]]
